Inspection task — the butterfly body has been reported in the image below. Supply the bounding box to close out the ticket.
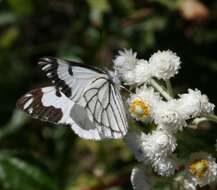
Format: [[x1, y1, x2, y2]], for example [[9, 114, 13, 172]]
[[17, 58, 128, 140]]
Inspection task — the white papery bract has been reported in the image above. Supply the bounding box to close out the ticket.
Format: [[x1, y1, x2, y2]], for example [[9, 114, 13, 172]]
[[134, 59, 152, 84], [143, 129, 177, 163], [178, 89, 215, 119], [131, 166, 153, 190], [152, 157, 177, 176], [125, 129, 177, 176], [121, 70, 136, 85], [149, 50, 181, 80], [185, 152, 217, 187], [113, 49, 137, 72], [128, 85, 161, 122], [154, 101, 187, 132], [126, 129, 177, 163], [119, 59, 152, 85], [153, 89, 214, 131], [113, 49, 138, 85]]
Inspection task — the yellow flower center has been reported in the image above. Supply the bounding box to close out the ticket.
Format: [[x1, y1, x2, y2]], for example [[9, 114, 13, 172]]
[[129, 98, 150, 121], [189, 159, 209, 178]]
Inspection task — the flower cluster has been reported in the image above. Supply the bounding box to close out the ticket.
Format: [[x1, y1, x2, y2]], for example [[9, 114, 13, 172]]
[[185, 152, 217, 188], [113, 49, 216, 189], [113, 49, 181, 85], [130, 152, 217, 190], [125, 129, 177, 177]]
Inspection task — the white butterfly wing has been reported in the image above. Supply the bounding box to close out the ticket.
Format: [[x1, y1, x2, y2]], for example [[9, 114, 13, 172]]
[[16, 87, 106, 140], [17, 58, 128, 140], [38, 57, 104, 102], [75, 76, 128, 138]]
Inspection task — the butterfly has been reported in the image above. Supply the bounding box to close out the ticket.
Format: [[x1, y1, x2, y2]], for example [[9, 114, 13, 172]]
[[16, 57, 128, 140]]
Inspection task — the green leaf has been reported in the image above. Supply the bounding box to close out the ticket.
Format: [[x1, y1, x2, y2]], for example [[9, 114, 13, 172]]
[[0, 12, 17, 26], [148, 0, 179, 10], [0, 110, 29, 140], [0, 155, 58, 190], [154, 182, 171, 190], [7, 0, 34, 16], [0, 26, 19, 48], [110, 0, 134, 16]]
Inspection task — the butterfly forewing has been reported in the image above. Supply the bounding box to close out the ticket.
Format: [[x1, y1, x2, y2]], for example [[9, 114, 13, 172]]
[[38, 57, 104, 101]]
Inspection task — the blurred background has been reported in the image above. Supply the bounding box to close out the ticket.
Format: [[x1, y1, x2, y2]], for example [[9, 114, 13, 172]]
[[0, 0, 217, 189]]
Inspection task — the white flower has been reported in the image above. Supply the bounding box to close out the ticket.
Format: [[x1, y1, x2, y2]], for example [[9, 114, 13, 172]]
[[131, 166, 153, 190], [154, 101, 187, 132], [143, 130, 177, 163], [125, 129, 177, 178], [119, 59, 152, 85], [124, 129, 177, 164], [152, 157, 177, 176], [178, 89, 215, 119], [121, 70, 136, 85], [113, 49, 140, 85], [113, 49, 137, 73], [200, 94, 215, 114], [134, 59, 152, 84], [128, 85, 161, 122], [149, 50, 181, 80], [185, 152, 217, 187]]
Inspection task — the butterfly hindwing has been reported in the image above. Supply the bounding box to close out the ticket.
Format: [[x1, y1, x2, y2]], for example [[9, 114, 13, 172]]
[[16, 86, 106, 140], [16, 87, 69, 123]]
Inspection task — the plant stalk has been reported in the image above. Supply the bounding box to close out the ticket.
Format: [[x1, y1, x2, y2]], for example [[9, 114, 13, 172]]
[[150, 79, 172, 101]]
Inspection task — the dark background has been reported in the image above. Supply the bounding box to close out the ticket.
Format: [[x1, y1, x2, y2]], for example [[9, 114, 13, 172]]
[[0, 0, 216, 189]]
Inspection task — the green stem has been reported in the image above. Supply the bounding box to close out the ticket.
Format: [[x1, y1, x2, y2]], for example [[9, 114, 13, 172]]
[[165, 79, 174, 97], [204, 114, 217, 123], [150, 79, 172, 101]]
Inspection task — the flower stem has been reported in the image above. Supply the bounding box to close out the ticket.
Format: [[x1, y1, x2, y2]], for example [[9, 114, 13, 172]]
[[204, 114, 217, 123], [165, 79, 174, 97], [150, 79, 172, 100]]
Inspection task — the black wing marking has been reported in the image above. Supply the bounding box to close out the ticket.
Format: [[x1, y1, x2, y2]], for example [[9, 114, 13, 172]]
[[38, 57, 105, 101], [16, 87, 65, 123]]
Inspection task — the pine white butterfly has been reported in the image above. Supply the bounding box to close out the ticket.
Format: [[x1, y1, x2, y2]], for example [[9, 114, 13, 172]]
[[16, 57, 128, 140]]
